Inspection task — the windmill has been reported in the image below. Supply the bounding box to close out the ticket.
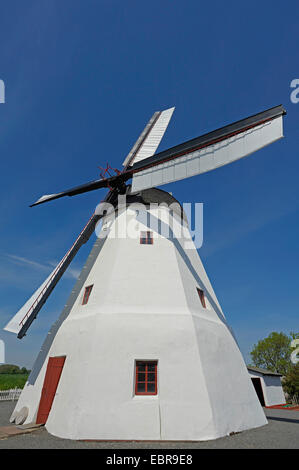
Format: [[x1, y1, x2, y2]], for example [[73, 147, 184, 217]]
[[4, 104, 286, 440]]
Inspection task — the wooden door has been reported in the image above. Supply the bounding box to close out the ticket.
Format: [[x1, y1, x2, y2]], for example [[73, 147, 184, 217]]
[[36, 356, 66, 424]]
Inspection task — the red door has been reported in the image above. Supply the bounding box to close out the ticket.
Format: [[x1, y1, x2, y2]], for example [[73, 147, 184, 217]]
[[36, 356, 66, 424]]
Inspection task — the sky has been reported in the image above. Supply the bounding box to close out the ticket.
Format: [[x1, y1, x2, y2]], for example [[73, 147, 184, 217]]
[[0, 0, 298, 369]]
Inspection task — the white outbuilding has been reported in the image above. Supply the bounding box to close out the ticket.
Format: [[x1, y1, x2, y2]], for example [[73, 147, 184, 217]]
[[247, 366, 286, 407]]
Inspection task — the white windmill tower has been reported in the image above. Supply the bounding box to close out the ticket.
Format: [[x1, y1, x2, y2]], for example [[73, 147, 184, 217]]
[[4, 104, 286, 441]]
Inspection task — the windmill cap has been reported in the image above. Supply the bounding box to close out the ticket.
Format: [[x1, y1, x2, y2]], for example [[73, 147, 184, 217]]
[[127, 187, 188, 223]]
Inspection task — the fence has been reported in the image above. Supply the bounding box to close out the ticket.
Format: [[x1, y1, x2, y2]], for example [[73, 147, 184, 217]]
[[0, 388, 22, 401]]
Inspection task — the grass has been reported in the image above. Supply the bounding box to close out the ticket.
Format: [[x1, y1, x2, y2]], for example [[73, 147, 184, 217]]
[[0, 374, 29, 390]]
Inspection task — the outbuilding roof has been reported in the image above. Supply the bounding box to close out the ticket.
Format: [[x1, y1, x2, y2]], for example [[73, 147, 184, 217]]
[[247, 366, 282, 377]]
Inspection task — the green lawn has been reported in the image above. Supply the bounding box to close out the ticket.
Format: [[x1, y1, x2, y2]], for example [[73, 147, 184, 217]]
[[0, 374, 29, 390]]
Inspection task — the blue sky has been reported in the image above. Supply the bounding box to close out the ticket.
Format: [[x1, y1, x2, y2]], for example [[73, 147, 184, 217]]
[[0, 0, 298, 368]]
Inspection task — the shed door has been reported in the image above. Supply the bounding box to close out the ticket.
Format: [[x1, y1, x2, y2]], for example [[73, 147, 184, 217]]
[[36, 356, 66, 424]]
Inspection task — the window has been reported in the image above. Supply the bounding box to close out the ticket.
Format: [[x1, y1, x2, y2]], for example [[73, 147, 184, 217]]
[[140, 231, 153, 245], [82, 285, 93, 305], [135, 361, 158, 395], [197, 288, 206, 308]]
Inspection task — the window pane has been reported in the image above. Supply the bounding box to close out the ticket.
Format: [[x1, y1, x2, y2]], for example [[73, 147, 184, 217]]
[[137, 363, 146, 371], [147, 232, 153, 244], [137, 382, 145, 392], [147, 383, 156, 392], [137, 373, 146, 382], [147, 364, 156, 372], [148, 372, 155, 382]]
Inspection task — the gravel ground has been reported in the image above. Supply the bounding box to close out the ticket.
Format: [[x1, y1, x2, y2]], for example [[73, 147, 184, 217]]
[[0, 401, 298, 449]]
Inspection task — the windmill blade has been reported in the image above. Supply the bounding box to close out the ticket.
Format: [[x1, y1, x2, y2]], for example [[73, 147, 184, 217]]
[[30, 175, 118, 207], [129, 105, 286, 192], [4, 212, 102, 338], [122, 107, 175, 168]]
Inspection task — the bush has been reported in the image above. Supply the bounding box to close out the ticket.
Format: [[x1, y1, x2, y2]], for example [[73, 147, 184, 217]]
[[0, 374, 29, 390]]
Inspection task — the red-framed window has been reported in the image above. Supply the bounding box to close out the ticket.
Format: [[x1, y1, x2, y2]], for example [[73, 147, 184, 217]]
[[135, 361, 158, 395], [140, 231, 153, 245], [82, 285, 93, 305], [197, 288, 206, 308]]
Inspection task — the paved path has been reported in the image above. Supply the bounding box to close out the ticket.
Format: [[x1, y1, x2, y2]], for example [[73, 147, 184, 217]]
[[0, 401, 298, 449]]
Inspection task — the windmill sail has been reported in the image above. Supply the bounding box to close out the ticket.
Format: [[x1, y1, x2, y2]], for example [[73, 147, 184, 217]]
[[4, 213, 101, 338], [30, 177, 112, 207], [130, 105, 286, 192], [122, 107, 175, 168], [4, 262, 65, 336]]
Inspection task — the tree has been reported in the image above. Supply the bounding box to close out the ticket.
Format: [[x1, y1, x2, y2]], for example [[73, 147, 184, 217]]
[[0, 364, 20, 374], [0, 364, 30, 375], [250, 332, 299, 376], [282, 364, 299, 402]]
